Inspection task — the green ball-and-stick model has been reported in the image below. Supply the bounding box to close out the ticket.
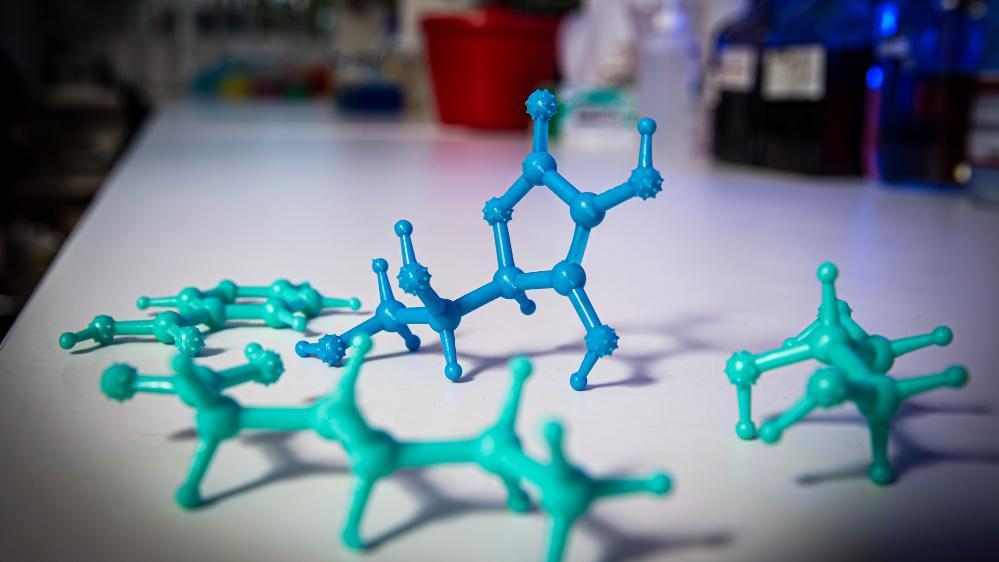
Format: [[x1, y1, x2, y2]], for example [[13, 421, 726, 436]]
[[724, 262, 969, 485], [100, 334, 671, 562], [59, 279, 361, 357]]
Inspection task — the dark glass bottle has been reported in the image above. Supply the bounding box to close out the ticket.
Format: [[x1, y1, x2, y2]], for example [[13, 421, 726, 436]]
[[966, 2, 999, 203], [709, 0, 774, 166], [867, 0, 986, 187], [759, 0, 874, 175]]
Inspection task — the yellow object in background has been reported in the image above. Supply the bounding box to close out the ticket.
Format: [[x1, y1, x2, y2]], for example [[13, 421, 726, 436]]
[[219, 75, 252, 100]]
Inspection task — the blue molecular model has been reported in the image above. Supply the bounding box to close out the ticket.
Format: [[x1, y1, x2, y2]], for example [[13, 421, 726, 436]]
[[296, 89, 663, 390]]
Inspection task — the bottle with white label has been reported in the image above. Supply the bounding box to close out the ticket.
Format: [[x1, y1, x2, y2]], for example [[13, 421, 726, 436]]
[[967, 1, 999, 203], [708, 0, 774, 166], [758, 0, 873, 175]]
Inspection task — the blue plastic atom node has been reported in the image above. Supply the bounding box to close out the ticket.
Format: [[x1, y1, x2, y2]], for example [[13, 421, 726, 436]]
[[296, 89, 663, 390], [101, 335, 671, 562]]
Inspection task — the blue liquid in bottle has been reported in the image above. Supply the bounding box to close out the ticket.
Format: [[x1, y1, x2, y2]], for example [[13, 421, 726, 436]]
[[867, 0, 986, 187]]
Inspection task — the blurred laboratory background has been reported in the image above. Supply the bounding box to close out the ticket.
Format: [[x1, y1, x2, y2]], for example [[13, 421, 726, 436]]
[[0, 0, 997, 337]]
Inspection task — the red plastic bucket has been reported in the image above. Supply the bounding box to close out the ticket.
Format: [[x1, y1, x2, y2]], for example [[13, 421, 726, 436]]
[[422, 9, 561, 129]]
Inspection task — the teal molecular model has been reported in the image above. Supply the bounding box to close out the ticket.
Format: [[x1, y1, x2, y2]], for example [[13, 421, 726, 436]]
[[101, 334, 671, 562], [296, 89, 663, 391], [59, 279, 360, 356], [724, 262, 969, 485]]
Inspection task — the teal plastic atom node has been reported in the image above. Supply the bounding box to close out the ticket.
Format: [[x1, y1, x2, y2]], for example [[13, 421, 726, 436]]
[[101, 335, 671, 561], [296, 89, 664, 391], [724, 262, 969, 485], [59, 279, 360, 356]]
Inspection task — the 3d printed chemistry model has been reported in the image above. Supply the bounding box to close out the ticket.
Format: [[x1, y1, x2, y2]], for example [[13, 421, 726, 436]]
[[101, 335, 671, 562], [45, 84, 979, 562], [296, 89, 664, 390], [724, 262, 969, 484], [58, 279, 360, 356]]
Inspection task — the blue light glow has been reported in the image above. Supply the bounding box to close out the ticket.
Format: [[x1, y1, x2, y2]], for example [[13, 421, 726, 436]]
[[878, 3, 900, 37], [866, 66, 884, 90]]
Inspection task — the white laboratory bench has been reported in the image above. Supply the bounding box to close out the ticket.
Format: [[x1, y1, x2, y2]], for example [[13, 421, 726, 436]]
[[1, 101, 997, 562]]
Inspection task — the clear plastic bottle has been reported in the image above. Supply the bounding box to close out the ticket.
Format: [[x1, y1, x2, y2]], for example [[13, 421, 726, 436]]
[[967, 1, 999, 203], [637, 0, 700, 157]]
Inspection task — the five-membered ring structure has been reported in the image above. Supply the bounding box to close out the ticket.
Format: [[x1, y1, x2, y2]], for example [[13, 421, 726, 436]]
[[724, 262, 969, 484], [59, 279, 360, 356], [296, 89, 663, 390], [101, 335, 671, 562]]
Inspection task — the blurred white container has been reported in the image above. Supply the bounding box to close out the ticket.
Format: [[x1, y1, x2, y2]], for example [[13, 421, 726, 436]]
[[636, 0, 700, 156]]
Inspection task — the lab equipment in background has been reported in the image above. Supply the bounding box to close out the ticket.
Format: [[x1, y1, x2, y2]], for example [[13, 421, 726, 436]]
[[967, 80, 999, 203], [758, 0, 873, 175], [553, 85, 639, 148], [707, 0, 773, 166], [333, 51, 406, 115], [422, 8, 561, 128], [724, 262, 968, 485], [191, 58, 333, 100], [636, 0, 701, 153], [187, 1, 406, 111], [558, 0, 639, 89], [709, 0, 875, 176], [331, 1, 407, 115], [556, 0, 699, 148], [866, 0, 986, 187], [556, 0, 637, 148], [336, 81, 404, 114], [966, 2, 999, 204]]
